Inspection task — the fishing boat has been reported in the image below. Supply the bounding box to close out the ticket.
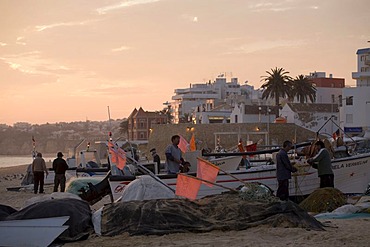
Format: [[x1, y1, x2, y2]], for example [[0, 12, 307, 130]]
[[78, 139, 370, 203]]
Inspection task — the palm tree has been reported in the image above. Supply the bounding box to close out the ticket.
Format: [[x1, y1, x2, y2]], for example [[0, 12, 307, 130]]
[[260, 67, 292, 117], [291, 75, 316, 103]]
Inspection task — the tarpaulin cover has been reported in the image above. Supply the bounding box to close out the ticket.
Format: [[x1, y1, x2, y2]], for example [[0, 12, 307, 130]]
[[0, 204, 17, 220], [3, 198, 93, 241], [101, 192, 324, 236]]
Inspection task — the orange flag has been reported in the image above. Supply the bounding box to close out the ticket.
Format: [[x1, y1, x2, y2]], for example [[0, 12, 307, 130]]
[[116, 148, 127, 170], [108, 145, 118, 164], [189, 133, 196, 151], [196, 158, 220, 187], [178, 135, 189, 153], [175, 173, 201, 200]]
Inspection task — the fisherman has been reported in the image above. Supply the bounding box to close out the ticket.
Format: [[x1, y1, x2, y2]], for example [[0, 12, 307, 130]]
[[52, 152, 69, 192], [165, 135, 186, 174], [32, 152, 49, 194], [276, 140, 297, 201], [307, 140, 334, 188]]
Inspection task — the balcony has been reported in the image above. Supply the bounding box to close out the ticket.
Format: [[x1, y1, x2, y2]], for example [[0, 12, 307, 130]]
[[352, 71, 370, 79]]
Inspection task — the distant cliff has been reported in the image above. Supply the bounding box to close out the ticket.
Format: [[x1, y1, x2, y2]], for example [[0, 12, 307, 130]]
[[0, 120, 125, 155]]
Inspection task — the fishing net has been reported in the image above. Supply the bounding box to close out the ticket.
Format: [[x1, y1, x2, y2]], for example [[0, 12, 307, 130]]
[[238, 183, 278, 203], [101, 191, 324, 236], [299, 187, 346, 213]]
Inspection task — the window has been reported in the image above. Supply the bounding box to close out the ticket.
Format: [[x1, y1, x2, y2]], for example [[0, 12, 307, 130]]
[[346, 114, 353, 124], [346, 96, 353, 106], [234, 115, 238, 123], [139, 132, 145, 139]]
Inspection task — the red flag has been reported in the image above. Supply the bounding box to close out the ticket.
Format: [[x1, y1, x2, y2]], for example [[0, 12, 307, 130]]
[[246, 143, 257, 157], [116, 148, 127, 170], [175, 173, 201, 200], [196, 158, 220, 187], [178, 135, 189, 153], [246, 143, 257, 151], [332, 129, 340, 141]]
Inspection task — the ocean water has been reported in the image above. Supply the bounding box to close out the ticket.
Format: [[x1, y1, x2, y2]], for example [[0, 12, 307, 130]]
[[0, 155, 55, 168]]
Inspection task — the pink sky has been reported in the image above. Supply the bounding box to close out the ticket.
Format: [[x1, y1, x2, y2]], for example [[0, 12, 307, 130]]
[[1, 0, 369, 125]]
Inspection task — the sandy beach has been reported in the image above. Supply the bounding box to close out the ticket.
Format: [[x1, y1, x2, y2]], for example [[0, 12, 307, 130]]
[[1, 165, 370, 247]]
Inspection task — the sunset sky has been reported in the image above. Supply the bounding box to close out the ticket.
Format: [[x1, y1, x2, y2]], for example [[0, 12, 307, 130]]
[[1, 0, 369, 125]]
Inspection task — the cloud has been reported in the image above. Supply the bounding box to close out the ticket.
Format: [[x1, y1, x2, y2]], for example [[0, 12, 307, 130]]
[[111, 46, 131, 52], [15, 37, 26, 45], [68, 80, 141, 98], [181, 14, 199, 23], [96, 0, 161, 15], [0, 42, 7, 46], [35, 19, 99, 32], [223, 39, 306, 55], [249, 0, 320, 12], [248, 0, 295, 12], [0, 51, 71, 76]]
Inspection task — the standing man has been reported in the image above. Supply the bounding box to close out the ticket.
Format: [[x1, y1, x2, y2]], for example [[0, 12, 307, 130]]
[[32, 152, 49, 194], [276, 140, 297, 201], [308, 140, 334, 188], [53, 152, 69, 192], [165, 135, 185, 174], [150, 148, 161, 173]]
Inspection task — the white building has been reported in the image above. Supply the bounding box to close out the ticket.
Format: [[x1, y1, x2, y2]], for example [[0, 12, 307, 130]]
[[280, 103, 339, 135], [307, 72, 345, 105], [171, 77, 263, 124], [340, 47, 370, 136]]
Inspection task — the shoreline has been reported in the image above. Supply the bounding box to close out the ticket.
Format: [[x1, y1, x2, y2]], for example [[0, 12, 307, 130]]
[[2, 164, 370, 246]]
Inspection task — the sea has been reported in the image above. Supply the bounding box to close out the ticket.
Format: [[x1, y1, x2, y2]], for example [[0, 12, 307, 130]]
[[0, 155, 56, 168]]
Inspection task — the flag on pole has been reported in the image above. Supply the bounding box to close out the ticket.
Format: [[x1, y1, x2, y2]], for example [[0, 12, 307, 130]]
[[116, 147, 127, 170], [190, 133, 196, 151], [196, 158, 220, 187], [175, 173, 201, 200], [108, 145, 118, 164], [178, 135, 189, 153], [332, 129, 340, 140], [245, 143, 257, 157]]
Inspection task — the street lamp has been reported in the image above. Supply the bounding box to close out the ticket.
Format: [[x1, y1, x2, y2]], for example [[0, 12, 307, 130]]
[[267, 107, 271, 146], [258, 106, 262, 123]]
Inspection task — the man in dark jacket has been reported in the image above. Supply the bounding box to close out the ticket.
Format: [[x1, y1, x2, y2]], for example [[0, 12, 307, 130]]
[[276, 140, 297, 201], [52, 152, 69, 192]]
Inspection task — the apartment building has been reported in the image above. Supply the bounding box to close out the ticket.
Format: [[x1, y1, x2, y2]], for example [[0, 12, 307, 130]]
[[340, 47, 370, 135], [170, 76, 266, 124]]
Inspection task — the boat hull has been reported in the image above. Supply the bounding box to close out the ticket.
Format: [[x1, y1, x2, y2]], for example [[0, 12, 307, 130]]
[[108, 153, 370, 201]]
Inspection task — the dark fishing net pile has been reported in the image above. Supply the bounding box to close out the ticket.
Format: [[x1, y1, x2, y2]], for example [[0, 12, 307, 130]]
[[2, 198, 94, 241], [101, 190, 324, 236], [299, 187, 347, 213]]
